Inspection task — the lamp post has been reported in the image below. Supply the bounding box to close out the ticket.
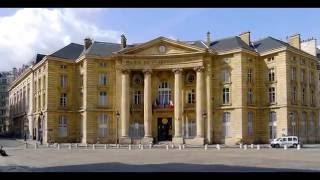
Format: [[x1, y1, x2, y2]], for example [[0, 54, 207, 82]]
[[39, 111, 43, 145], [202, 112, 207, 142], [116, 111, 120, 145]]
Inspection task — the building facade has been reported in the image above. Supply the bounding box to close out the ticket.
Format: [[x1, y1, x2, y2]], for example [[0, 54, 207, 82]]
[[8, 32, 320, 145], [0, 71, 14, 134]]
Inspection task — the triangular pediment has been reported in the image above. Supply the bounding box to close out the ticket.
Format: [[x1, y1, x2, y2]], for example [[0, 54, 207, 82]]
[[117, 37, 206, 55]]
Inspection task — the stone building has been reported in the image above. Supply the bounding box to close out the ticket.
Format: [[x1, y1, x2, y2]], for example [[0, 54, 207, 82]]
[[0, 71, 14, 134], [8, 32, 320, 145]]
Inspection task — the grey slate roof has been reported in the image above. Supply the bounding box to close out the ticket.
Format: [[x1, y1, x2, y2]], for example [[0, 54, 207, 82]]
[[35, 54, 46, 64], [84, 41, 122, 56], [209, 36, 255, 52], [50, 43, 84, 60], [252, 36, 289, 53], [182, 40, 208, 49]]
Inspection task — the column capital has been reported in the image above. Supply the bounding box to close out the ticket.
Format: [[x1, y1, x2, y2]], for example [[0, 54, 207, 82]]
[[142, 69, 152, 74], [172, 68, 183, 74], [120, 68, 131, 74], [194, 66, 205, 72]]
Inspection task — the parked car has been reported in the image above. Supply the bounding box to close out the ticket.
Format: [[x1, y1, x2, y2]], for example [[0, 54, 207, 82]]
[[270, 136, 302, 148]]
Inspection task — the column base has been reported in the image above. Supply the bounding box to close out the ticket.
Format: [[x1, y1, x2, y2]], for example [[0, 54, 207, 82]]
[[119, 137, 132, 144], [141, 137, 153, 144], [172, 137, 184, 145], [185, 137, 204, 145]]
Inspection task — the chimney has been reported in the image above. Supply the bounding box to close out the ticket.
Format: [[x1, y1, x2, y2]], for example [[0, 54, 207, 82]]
[[12, 67, 17, 78], [206, 31, 211, 46], [288, 33, 301, 49], [239, 31, 250, 45], [84, 37, 92, 50], [301, 38, 317, 56], [121, 34, 127, 49]]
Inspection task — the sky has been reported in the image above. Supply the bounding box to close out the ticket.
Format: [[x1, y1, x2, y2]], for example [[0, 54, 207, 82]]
[[0, 8, 320, 71]]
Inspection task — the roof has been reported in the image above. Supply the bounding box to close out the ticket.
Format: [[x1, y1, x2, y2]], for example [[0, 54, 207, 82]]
[[252, 36, 289, 53], [35, 54, 46, 64], [209, 36, 255, 52], [182, 40, 208, 49], [84, 41, 122, 56], [50, 43, 84, 60]]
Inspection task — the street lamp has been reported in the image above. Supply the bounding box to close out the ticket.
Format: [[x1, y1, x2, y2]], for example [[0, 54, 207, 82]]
[[116, 111, 120, 145]]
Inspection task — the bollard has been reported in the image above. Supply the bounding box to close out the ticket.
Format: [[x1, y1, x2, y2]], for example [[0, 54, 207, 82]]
[[93, 144, 96, 150], [47, 143, 49, 148], [85, 143, 88, 149], [149, 144, 152, 149], [251, 144, 254, 149], [171, 144, 174, 149], [57, 143, 60, 150], [240, 143, 242, 149], [244, 144, 247, 150], [117, 144, 120, 149], [297, 144, 301, 150], [25, 142, 28, 149], [34, 143, 38, 149], [216, 144, 220, 150], [179, 144, 182, 150], [69, 144, 72, 150], [257, 145, 260, 150], [141, 145, 144, 150], [284, 145, 287, 150], [75, 143, 78, 149], [104, 144, 107, 150], [205, 144, 208, 151], [138, 144, 141, 149], [182, 144, 185, 149], [166, 144, 169, 150], [129, 144, 132, 150]]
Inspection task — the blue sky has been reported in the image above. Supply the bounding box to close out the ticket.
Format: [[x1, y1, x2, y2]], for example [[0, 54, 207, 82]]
[[0, 8, 319, 71]]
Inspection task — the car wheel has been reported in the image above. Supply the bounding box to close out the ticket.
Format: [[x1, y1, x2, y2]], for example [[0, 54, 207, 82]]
[[293, 144, 297, 148]]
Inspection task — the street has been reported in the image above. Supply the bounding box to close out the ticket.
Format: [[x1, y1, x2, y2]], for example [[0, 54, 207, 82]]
[[1, 138, 320, 172]]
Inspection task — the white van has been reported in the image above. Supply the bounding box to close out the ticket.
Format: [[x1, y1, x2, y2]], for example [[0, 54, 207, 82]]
[[270, 136, 301, 148]]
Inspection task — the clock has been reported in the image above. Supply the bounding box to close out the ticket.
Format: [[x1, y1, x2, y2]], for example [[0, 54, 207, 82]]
[[159, 45, 166, 53]]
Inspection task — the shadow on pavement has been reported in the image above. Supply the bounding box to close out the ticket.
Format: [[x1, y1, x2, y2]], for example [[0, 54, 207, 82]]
[[0, 162, 318, 172]]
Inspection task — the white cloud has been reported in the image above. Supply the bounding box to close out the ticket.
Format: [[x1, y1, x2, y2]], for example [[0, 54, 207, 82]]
[[0, 8, 122, 71]]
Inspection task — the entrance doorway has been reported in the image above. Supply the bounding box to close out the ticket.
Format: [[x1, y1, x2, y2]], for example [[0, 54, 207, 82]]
[[157, 117, 172, 141]]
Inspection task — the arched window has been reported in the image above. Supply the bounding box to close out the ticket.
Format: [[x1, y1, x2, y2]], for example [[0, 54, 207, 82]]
[[223, 112, 231, 137], [157, 82, 171, 105], [58, 115, 67, 137], [269, 112, 277, 140]]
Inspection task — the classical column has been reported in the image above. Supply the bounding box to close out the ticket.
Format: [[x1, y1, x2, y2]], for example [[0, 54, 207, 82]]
[[206, 63, 213, 144], [120, 69, 131, 144], [172, 68, 183, 144], [194, 66, 205, 144], [142, 69, 153, 144]]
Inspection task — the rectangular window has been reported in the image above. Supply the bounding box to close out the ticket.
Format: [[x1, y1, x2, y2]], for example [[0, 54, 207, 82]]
[[309, 113, 315, 136], [222, 70, 230, 83], [183, 120, 196, 138], [269, 87, 276, 104], [60, 65, 67, 69], [58, 116, 67, 137], [248, 88, 253, 104], [129, 123, 144, 138], [43, 76, 46, 90], [187, 89, 195, 104], [97, 114, 108, 137], [99, 91, 107, 106], [269, 112, 277, 139], [311, 89, 315, 106], [60, 74, 67, 88], [292, 86, 297, 104], [247, 68, 253, 83], [301, 69, 305, 82], [223, 87, 230, 104], [291, 67, 296, 81], [80, 92, 83, 107], [60, 93, 67, 107], [223, 112, 231, 137], [268, 68, 275, 82], [99, 62, 107, 67], [99, 74, 107, 86], [248, 112, 254, 136], [310, 72, 314, 84], [302, 87, 306, 105], [133, 90, 143, 105]]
